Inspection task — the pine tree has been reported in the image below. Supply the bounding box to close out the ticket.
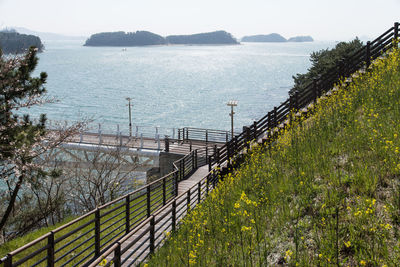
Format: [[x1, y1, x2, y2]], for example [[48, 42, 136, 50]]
[[0, 47, 82, 235]]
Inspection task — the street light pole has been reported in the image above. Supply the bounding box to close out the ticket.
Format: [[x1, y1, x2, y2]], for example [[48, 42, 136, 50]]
[[126, 97, 132, 137], [227, 100, 238, 140]]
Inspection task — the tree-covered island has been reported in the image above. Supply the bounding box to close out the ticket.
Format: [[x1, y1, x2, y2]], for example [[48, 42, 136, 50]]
[[166, 31, 238, 45], [0, 30, 44, 54], [242, 33, 314, 43], [84, 31, 167, 46], [84, 30, 239, 46]]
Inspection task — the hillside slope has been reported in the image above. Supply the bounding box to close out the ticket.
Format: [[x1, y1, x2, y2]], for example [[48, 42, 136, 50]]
[[148, 47, 400, 266]]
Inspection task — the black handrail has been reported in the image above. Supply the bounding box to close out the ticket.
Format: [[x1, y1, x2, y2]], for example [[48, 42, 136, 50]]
[[0, 144, 213, 266]]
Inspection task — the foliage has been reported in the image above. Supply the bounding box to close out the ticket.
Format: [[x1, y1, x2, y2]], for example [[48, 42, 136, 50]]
[[290, 38, 363, 95], [0, 47, 81, 241], [84, 31, 167, 46], [166, 31, 238, 45], [241, 33, 287, 42], [0, 31, 44, 54], [147, 47, 400, 266]]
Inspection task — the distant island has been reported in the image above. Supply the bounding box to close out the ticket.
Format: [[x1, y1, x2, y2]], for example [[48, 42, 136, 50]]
[[0, 30, 44, 54], [84, 31, 166, 46], [241, 33, 313, 43], [241, 33, 286, 42], [166, 31, 238, 45], [84, 30, 239, 46], [287, 36, 314, 42]]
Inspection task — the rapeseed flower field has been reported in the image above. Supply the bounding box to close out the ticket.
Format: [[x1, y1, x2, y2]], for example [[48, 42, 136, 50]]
[[148, 46, 400, 266]]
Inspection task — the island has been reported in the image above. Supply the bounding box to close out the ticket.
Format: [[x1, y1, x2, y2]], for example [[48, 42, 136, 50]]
[[84, 30, 239, 46], [84, 31, 166, 46], [166, 31, 238, 45], [241, 33, 287, 42], [288, 36, 314, 42], [241, 33, 314, 43], [0, 30, 44, 54]]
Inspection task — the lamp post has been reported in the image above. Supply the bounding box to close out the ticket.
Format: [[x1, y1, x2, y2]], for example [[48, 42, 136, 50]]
[[126, 97, 132, 137], [227, 100, 238, 140]]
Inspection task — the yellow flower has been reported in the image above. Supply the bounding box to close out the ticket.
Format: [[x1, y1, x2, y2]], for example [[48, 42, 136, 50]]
[[344, 241, 351, 248], [360, 260, 367, 266], [241, 226, 252, 232]]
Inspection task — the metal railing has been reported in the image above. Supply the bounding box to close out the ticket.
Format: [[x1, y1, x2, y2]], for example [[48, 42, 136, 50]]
[[0, 146, 213, 266]]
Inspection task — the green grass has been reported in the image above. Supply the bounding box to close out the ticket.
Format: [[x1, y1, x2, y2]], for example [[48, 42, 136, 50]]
[[0, 180, 175, 266], [147, 47, 400, 266]]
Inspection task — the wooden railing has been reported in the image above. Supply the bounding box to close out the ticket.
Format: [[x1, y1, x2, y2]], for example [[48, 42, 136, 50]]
[[1, 22, 398, 267], [86, 22, 399, 267]]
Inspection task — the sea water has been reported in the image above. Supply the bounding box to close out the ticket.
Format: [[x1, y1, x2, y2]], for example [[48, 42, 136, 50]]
[[30, 39, 336, 134]]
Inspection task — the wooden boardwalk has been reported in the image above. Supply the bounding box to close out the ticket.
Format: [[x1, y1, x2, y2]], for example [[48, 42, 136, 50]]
[[100, 165, 210, 266]]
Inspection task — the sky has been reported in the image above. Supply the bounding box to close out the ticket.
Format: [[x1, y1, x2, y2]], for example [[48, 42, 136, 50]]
[[0, 0, 399, 41]]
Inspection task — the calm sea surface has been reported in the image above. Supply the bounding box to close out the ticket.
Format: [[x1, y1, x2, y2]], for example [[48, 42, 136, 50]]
[[30, 40, 335, 135]]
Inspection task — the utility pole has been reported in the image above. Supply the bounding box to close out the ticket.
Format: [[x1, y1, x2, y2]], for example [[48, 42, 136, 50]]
[[126, 97, 132, 137], [227, 100, 238, 140]]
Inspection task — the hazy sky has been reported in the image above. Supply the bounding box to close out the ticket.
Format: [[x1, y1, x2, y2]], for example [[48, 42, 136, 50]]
[[0, 0, 399, 40]]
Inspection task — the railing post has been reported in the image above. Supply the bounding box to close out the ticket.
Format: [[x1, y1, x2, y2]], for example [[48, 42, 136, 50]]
[[198, 182, 201, 203], [125, 195, 130, 233], [208, 155, 212, 172], [313, 78, 318, 101], [4, 254, 12, 267], [140, 133, 143, 149], [206, 130, 208, 143], [79, 132, 83, 143], [274, 107, 278, 127], [189, 141, 192, 152], [294, 91, 299, 110], [174, 172, 178, 196], [205, 146, 208, 164], [191, 151, 195, 171], [394, 22, 399, 42], [172, 200, 176, 232], [147, 186, 151, 217], [195, 150, 198, 169], [216, 148, 220, 164], [253, 121, 257, 140], [182, 158, 185, 179], [47, 231, 55, 267], [187, 190, 191, 211], [164, 135, 169, 152], [206, 176, 210, 195], [243, 126, 250, 149], [95, 208, 101, 257], [114, 243, 121, 267], [163, 177, 166, 205], [267, 111, 271, 129], [366, 41, 371, 68], [225, 132, 228, 142], [149, 216, 155, 255], [178, 129, 181, 141]]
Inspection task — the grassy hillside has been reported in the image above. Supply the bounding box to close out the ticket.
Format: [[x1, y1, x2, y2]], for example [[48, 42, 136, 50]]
[[147, 47, 400, 266]]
